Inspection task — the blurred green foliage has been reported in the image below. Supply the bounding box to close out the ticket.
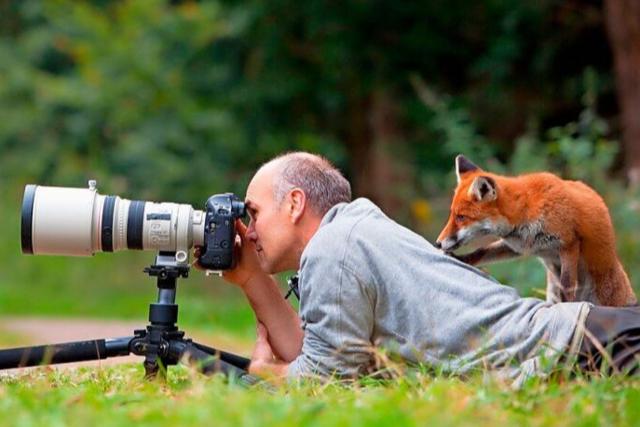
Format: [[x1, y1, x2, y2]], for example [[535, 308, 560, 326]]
[[0, 0, 254, 203], [0, 0, 616, 203], [0, 0, 637, 324]]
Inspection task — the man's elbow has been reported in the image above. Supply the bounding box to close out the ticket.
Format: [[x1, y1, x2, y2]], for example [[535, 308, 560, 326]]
[[271, 331, 304, 363], [249, 361, 290, 381]]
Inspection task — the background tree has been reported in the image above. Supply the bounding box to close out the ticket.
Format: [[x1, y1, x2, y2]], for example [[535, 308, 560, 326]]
[[604, 0, 640, 185]]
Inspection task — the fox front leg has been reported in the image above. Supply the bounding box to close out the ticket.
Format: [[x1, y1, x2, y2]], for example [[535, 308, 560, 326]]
[[453, 239, 522, 266], [559, 243, 581, 302]]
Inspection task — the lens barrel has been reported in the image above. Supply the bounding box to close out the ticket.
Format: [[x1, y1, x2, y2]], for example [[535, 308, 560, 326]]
[[21, 184, 205, 262]]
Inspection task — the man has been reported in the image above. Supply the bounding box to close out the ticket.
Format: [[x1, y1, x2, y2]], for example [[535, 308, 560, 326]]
[[200, 151, 640, 386]]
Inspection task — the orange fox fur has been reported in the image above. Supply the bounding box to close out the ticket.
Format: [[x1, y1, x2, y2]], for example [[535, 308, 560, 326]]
[[435, 155, 637, 307]]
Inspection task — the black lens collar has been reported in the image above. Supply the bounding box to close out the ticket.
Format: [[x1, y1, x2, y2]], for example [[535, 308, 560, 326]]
[[21, 185, 37, 255], [127, 201, 145, 250], [101, 196, 116, 252]]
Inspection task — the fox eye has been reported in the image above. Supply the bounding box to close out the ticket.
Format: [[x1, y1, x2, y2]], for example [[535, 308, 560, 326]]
[[456, 214, 465, 222]]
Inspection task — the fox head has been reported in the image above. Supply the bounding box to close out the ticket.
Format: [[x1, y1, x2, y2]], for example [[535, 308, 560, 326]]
[[435, 155, 507, 252]]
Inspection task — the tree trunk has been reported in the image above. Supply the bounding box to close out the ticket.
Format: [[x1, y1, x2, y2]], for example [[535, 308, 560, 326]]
[[603, 0, 640, 185], [345, 87, 413, 221], [345, 94, 374, 202]]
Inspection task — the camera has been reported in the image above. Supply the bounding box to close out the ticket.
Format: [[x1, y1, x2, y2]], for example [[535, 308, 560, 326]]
[[199, 194, 246, 271], [21, 182, 246, 270]]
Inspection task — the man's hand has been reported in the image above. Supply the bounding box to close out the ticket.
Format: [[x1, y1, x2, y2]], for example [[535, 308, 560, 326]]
[[249, 322, 289, 380], [193, 219, 264, 289], [194, 220, 304, 363]]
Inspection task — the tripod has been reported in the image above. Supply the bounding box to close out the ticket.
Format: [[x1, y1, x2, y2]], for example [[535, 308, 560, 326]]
[[0, 253, 261, 387]]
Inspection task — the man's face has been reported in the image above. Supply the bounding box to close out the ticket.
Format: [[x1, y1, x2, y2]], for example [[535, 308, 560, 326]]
[[244, 166, 298, 274]]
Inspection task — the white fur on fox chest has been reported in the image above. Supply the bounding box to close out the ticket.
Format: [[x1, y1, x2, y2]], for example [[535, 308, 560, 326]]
[[502, 220, 562, 255], [502, 220, 600, 305]]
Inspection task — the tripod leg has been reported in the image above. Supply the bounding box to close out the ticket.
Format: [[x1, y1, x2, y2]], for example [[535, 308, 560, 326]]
[[168, 341, 270, 389], [143, 353, 162, 380], [191, 342, 251, 371], [142, 346, 171, 381], [0, 336, 134, 369]]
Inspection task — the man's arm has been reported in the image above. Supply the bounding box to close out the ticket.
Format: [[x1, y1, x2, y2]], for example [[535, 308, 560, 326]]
[[215, 220, 303, 362], [242, 254, 377, 382], [245, 231, 376, 380], [248, 322, 289, 382], [241, 273, 303, 362]]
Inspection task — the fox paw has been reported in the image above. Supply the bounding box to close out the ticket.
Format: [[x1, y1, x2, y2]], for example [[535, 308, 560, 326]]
[[449, 250, 485, 266], [449, 252, 474, 264]]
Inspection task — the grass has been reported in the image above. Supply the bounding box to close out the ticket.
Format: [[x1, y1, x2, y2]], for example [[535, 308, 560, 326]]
[[0, 364, 639, 427]]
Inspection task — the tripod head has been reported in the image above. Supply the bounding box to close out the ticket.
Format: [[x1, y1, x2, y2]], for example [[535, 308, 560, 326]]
[[144, 252, 189, 307], [144, 253, 190, 280]]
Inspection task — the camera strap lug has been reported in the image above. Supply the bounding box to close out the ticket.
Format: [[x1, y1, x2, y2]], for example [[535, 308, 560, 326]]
[[285, 275, 300, 301]]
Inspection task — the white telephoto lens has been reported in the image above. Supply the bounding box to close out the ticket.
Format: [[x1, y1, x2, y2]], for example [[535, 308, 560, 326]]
[[21, 184, 205, 263]]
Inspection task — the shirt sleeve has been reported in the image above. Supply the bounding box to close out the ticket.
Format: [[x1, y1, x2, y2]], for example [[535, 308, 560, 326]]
[[287, 251, 376, 379]]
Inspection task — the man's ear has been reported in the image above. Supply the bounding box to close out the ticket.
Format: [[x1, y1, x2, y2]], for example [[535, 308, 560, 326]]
[[288, 188, 307, 224], [468, 176, 497, 202], [456, 155, 480, 185]]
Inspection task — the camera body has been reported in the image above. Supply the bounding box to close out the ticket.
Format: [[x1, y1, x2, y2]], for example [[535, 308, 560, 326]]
[[198, 194, 246, 270]]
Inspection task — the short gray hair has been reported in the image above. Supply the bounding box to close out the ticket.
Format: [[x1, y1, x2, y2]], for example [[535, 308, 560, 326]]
[[267, 152, 352, 217]]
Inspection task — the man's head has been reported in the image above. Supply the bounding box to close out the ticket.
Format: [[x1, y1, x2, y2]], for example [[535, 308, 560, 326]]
[[244, 152, 351, 273]]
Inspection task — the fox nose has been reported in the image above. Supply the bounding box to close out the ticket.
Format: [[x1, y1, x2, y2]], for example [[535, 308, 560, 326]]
[[434, 241, 442, 249]]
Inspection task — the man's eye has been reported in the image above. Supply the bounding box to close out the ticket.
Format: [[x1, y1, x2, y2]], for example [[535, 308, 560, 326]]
[[456, 215, 465, 222]]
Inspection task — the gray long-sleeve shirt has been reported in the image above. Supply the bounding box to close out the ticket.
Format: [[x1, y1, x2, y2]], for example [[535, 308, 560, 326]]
[[287, 198, 590, 386]]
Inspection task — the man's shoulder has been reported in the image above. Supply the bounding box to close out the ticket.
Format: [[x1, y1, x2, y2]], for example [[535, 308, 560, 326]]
[[301, 198, 393, 269], [322, 198, 382, 225], [307, 197, 442, 270], [298, 200, 384, 295], [313, 198, 383, 242]]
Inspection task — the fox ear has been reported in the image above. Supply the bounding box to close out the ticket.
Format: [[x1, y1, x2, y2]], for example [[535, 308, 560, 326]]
[[456, 155, 480, 184], [469, 176, 497, 202]]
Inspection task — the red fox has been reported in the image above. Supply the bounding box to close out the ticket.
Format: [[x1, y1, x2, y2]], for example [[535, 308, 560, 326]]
[[435, 155, 638, 307]]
